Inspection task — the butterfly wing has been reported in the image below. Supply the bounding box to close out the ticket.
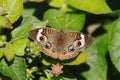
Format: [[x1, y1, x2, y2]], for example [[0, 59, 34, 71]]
[[57, 31, 93, 60], [29, 28, 59, 59], [29, 28, 93, 60]]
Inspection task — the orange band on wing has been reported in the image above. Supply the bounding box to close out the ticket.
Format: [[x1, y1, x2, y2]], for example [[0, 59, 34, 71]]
[[58, 51, 77, 59], [70, 32, 74, 36], [69, 32, 81, 39], [49, 29, 53, 34], [74, 33, 77, 38], [46, 29, 49, 34], [42, 47, 79, 60], [43, 29, 53, 34], [42, 47, 58, 59], [70, 32, 77, 37]]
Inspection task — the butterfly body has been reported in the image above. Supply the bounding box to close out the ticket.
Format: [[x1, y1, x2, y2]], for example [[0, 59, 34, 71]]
[[29, 28, 93, 60]]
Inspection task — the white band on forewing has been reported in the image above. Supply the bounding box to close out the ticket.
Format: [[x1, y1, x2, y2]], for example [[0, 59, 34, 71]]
[[36, 29, 43, 42], [80, 34, 85, 47]]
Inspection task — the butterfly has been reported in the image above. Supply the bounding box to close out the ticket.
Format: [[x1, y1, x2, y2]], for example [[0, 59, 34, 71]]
[[29, 28, 93, 60]]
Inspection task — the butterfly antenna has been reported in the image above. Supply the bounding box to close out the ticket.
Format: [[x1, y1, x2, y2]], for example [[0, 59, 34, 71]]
[[64, 20, 74, 28], [53, 17, 62, 28]]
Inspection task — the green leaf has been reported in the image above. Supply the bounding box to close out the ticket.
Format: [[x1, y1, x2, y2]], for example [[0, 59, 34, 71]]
[[44, 9, 85, 31], [4, 39, 28, 61], [4, 42, 15, 61], [30, 0, 44, 2], [0, 15, 12, 29], [13, 39, 28, 56], [11, 20, 47, 39], [49, 0, 65, 8], [49, 0, 73, 13], [21, 15, 40, 26], [41, 52, 88, 66], [0, 35, 7, 47], [39, 76, 50, 80], [2, 0, 23, 23], [61, 52, 89, 65], [11, 14, 47, 40], [109, 18, 120, 72], [22, 9, 36, 18], [0, 35, 7, 42], [82, 26, 111, 80], [68, 0, 112, 14], [41, 59, 51, 66], [48, 0, 73, 12], [0, 57, 27, 80]]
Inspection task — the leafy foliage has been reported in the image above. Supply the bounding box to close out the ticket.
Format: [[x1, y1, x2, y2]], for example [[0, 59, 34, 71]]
[[44, 9, 85, 31], [0, 0, 120, 80], [0, 57, 26, 80], [4, 39, 28, 61], [109, 18, 120, 72], [68, 0, 112, 14]]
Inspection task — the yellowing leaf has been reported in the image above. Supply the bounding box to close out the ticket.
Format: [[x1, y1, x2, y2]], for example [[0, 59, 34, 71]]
[[0, 15, 12, 29], [0, 48, 3, 58], [0, 0, 23, 23]]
